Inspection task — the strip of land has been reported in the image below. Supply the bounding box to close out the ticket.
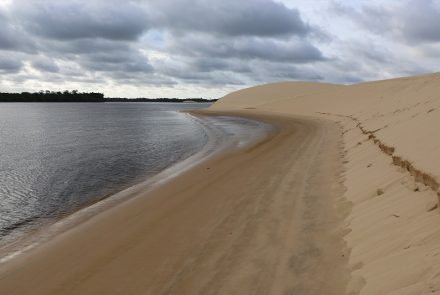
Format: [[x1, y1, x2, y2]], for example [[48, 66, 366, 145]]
[[0, 111, 349, 295]]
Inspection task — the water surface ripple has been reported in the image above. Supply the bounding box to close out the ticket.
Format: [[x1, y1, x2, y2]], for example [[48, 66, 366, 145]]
[[0, 103, 270, 250]]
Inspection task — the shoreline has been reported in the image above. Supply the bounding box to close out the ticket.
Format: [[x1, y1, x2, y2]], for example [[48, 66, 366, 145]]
[[0, 111, 274, 261], [2, 74, 440, 294], [0, 111, 349, 294], [0, 111, 272, 266]]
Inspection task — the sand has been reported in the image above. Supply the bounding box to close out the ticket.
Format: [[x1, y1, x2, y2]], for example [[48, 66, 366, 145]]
[[0, 112, 349, 294], [2, 72, 440, 294], [212, 73, 440, 294]]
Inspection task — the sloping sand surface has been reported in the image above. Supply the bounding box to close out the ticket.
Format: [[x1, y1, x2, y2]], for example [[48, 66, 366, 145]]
[[214, 73, 440, 190], [0, 113, 349, 294], [212, 73, 440, 294], [2, 73, 439, 294]]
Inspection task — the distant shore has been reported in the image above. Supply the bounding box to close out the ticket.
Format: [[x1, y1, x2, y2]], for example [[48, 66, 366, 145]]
[[106, 97, 217, 103], [0, 90, 216, 103]]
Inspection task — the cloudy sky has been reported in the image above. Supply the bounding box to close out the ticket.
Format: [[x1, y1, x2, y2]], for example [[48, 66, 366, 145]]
[[0, 0, 439, 98]]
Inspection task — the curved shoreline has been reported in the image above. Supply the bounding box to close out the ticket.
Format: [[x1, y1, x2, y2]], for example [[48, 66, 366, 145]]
[[0, 111, 348, 295], [0, 112, 273, 266]]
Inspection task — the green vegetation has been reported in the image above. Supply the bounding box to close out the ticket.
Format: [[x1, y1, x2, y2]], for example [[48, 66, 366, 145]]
[[0, 91, 217, 103], [0, 90, 105, 102]]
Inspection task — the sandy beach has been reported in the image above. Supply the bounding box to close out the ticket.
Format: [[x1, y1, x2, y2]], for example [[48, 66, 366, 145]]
[[0, 112, 349, 294], [2, 73, 440, 294]]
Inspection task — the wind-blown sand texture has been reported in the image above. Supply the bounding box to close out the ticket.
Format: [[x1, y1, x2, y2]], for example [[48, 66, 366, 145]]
[[212, 73, 440, 294], [2, 73, 440, 294]]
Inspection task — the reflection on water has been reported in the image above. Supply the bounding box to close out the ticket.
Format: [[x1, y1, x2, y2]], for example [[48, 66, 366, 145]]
[[0, 103, 271, 251], [0, 103, 209, 244]]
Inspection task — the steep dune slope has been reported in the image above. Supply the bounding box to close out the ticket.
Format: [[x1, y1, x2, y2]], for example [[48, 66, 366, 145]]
[[213, 73, 440, 199], [211, 73, 440, 294]]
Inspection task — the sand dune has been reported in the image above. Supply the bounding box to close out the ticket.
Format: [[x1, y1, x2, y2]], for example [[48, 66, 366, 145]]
[[214, 73, 440, 191], [212, 72, 440, 294], [1, 73, 440, 294]]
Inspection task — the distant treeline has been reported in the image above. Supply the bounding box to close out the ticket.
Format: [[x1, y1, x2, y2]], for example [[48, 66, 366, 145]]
[[106, 97, 217, 103], [0, 91, 216, 103], [0, 90, 105, 102]]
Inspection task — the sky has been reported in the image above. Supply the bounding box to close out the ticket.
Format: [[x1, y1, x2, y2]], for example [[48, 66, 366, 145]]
[[0, 0, 439, 98]]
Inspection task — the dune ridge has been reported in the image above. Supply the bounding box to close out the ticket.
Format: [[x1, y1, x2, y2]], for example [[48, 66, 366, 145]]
[[212, 72, 440, 294], [214, 73, 440, 193]]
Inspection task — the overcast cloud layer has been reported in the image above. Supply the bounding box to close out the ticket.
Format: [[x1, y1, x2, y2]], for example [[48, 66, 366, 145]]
[[0, 0, 439, 98]]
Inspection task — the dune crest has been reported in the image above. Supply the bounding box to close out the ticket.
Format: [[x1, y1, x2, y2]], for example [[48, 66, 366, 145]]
[[212, 73, 440, 294], [214, 73, 440, 192]]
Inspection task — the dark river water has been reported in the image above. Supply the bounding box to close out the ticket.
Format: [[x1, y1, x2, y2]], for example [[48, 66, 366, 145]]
[[0, 102, 270, 253]]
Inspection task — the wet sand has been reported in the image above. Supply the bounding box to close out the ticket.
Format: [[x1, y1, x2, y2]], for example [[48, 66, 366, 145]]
[[0, 111, 349, 295]]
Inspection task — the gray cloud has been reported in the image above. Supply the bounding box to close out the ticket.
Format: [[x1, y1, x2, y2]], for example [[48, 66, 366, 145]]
[[331, 2, 393, 35], [149, 0, 310, 37], [154, 55, 250, 85], [0, 55, 23, 73], [31, 56, 60, 73], [1, 0, 438, 97], [0, 9, 35, 52], [400, 0, 440, 43], [240, 60, 323, 83], [0, 0, 327, 92], [80, 51, 153, 73], [34, 38, 154, 79], [45, 39, 130, 57], [166, 34, 326, 63], [190, 58, 252, 73], [333, 0, 440, 44], [14, 0, 149, 41]]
